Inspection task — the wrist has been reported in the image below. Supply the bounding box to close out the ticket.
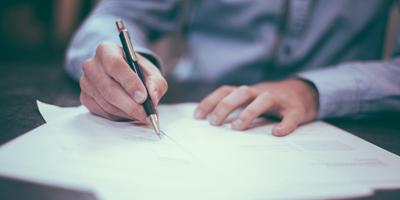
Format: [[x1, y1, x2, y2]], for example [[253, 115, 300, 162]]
[[294, 78, 320, 119]]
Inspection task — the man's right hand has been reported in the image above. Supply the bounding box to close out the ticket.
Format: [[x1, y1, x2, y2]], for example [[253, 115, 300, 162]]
[[79, 42, 168, 122]]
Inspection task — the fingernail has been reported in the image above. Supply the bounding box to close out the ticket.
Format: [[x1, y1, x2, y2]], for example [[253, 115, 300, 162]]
[[210, 114, 218, 125], [272, 126, 282, 136], [232, 119, 243, 129], [194, 109, 202, 119], [134, 90, 145, 102]]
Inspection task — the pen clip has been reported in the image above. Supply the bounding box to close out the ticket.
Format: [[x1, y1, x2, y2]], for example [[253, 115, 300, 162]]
[[121, 31, 138, 62]]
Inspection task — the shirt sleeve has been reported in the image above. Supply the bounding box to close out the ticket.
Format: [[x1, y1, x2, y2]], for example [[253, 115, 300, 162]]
[[65, 0, 184, 81], [297, 2, 400, 120], [297, 59, 400, 119]]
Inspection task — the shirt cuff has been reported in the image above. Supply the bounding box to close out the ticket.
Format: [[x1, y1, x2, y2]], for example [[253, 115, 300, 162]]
[[296, 65, 360, 119]]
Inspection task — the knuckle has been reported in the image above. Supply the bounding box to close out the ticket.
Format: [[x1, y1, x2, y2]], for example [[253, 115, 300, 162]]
[[101, 85, 117, 102], [122, 76, 139, 89], [218, 85, 231, 93], [102, 102, 116, 114], [105, 56, 124, 73], [82, 59, 93, 74], [238, 85, 250, 91], [259, 92, 273, 100], [155, 76, 165, 84], [109, 54, 123, 66], [96, 42, 109, 55], [237, 85, 253, 96], [79, 76, 90, 91], [218, 100, 232, 110], [126, 109, 136, 117], [243, 108, 258, 117], [110, 107, 122, 116], [79, 76, 85, 87]]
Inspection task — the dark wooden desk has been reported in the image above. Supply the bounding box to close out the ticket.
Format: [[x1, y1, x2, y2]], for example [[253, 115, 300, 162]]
[[0, 62, 399, 200]]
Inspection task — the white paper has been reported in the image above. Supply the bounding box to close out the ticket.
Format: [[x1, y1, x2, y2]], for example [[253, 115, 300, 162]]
[[37, 100, 80, 122], [0, 102, 399, 200], [1, 104, 239, 200], [159, 103, 400, 198]]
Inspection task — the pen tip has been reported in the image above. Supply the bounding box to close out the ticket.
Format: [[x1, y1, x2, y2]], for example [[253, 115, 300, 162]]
[[148, 114, 161, 138]]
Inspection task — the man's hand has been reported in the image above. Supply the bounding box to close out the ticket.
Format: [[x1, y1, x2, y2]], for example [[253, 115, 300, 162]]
[[194, 79, 319, 136], [79, 42, 168, 122]]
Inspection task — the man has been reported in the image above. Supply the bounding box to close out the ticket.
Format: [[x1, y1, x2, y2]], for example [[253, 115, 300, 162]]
[[65, 0, 400, 136]]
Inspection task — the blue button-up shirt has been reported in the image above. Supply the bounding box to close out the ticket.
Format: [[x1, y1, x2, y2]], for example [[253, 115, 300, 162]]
[[65, 0, 400, 119]]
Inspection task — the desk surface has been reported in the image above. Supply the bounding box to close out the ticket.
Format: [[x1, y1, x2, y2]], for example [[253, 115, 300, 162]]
[[0, 62, 399, 200]]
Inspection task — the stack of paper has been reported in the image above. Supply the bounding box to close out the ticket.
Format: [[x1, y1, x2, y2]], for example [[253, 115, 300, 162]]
[[0, 101, 399, 200]]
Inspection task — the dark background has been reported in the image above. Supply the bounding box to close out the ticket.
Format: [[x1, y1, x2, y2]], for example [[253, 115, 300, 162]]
[[0, 0, 97, 63]]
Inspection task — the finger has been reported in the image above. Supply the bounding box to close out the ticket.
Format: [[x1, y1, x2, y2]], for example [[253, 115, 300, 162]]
[[208, 85, 257, 126], [80, 75, 136, 120], [231, 92, 275, 130], [82, 56, 147, 122], [80, 91, 126, 121], [271, 110, 302, 137], [96, 43, 148, 104], [137, 53, 163, 78], [194, 85, 235, 119], [145, 77, 167, 106], [137, 53, 168, 106]]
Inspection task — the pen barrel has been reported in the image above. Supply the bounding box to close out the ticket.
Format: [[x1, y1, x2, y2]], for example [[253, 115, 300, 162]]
[[142, 94, 156, 117], [119, 32, 156, 117]]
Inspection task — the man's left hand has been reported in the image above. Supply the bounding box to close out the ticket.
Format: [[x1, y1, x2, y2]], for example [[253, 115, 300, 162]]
[[194, 79, 319, 136]]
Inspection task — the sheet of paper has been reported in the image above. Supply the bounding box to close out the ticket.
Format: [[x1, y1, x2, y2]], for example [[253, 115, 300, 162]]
[[35, 101, 376, 199], [1, 105, 241, 200], [0, 102, 399, 200], [37, 100, 79, 122], [159, 104, 400, 197]]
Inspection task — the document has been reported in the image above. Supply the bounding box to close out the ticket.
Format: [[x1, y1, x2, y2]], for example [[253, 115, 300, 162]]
[[0, 102, 399, 200], [37, 100, 78, 122]]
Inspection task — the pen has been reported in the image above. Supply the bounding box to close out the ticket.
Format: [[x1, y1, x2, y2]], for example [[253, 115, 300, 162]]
[[116, 19, 161, 138]]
